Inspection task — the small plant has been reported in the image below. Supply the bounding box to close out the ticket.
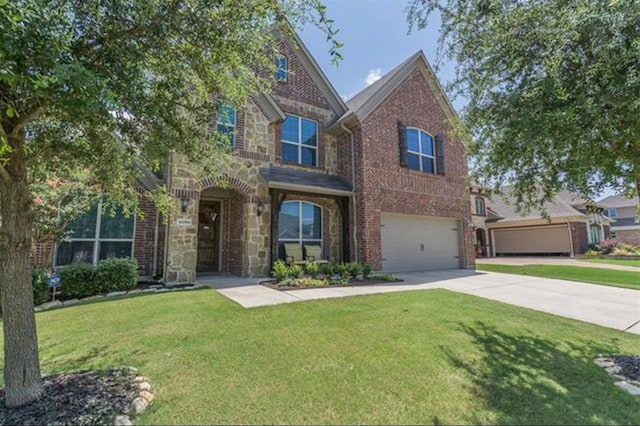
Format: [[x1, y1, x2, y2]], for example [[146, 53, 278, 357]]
[[288, 264, 304, 279], [362, 263, 373, 277], [305, 261, 319, 278], [584, 249, 600, 257], [320, 263, 334, 276], [334, 262, 350, 278], [294, 277, 328, 287], [272, 259, 289, 282], [372, 274, 396, 282], [347, 261, 363, 278]]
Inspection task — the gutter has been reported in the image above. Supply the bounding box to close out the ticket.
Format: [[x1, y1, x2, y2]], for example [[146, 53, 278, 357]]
[[341, 121, 358, 262]]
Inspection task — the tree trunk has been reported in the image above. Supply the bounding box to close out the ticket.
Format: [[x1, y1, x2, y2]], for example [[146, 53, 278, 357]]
[[0, 132, 43, 407]]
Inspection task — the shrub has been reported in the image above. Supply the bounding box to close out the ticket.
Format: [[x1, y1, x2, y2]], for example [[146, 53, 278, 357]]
[[305, 261, 319, 278], [362, 263, 373, 277], [96, 258, 139, 292], [31, 268, 50, 305], [372, 274, 396, 282], [288, 264, 304, 279], [334, 262, 350, 278], [584, 249, 600, 257], [320, 263, 334, 276], [59, 263, 98, 299], [347, 261, 363, 278], [293, 277, 328, 287], [272, 260, 289, 282], [598, 239, 619, 254]]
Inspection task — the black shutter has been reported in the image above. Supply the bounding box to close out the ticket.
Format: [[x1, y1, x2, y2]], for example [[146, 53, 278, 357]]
[[398, 121, 408, 167], [435, 133, 445, 175]]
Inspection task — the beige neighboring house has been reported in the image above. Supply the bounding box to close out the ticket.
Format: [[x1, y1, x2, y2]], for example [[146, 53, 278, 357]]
[[471, 186, 612, 257], [599, 195, 640, 244]]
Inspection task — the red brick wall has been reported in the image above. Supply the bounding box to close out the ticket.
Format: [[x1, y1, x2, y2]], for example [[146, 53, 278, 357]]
[[222, 196, 245, 275], [615, 229, 640, 244], [603, 224, 611, 240], [31, 238, 54, 269], [133, 195, 164, 278], [570, 222, 588, 254], [353, 68, 474, 269]]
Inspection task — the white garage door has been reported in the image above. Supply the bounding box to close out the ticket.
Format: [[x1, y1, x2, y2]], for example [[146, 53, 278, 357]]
[[493, 226, 571, 255], [380, 213, 461, 272]]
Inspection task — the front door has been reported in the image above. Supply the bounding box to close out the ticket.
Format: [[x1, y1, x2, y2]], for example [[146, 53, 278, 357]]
[[197, 200, 221, 273]]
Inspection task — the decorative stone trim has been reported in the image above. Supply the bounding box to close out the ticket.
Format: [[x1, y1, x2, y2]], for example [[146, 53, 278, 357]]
[[34, 285, 210, 313], [236, 149, 270, 162], [196, 174, 253, 195], [171, 188, 200, 200], [113, 369, 155, 425], [594, 356, 640, 396]]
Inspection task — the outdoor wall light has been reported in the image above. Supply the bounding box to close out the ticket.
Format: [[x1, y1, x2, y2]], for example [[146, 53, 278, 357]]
[[256, 200, 264, 217], [180, 197, 189, 213]]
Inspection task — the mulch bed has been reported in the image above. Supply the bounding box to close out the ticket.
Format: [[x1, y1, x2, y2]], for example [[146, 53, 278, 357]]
[[613, 355, 640, 381], [262, 277, 403, 291], [0, 368, 138, 426]]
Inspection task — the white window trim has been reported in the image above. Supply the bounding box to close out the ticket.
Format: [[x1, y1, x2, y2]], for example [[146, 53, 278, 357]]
[[216, 102, 237, 147], [278, 201, 323, 250], [475, 197, 486, 216], [605, 208, 617, 218], [54, 201, 136, 267], [275, 54, 288, 82], [406, 127, 436, 174], [282, 115, 318, 166]]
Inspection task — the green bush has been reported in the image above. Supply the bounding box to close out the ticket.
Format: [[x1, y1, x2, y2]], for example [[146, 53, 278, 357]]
[[347, 261, 363, 278], [288, 264, 304, 279], [96, 258, 139, 292], [335, 262, 350, 278], [362, 263, 373, 277], [320, 263, 334, 276], [272, 260, 289, 282], [305, 261, 319, 278], [31, 268, 50, 305], [59, 263, 98, 299]]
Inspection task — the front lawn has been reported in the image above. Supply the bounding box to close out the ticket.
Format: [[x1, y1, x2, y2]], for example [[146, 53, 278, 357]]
[[581, 258, 640, 268], [478, 263, 640, 290], [2, 290, 640, 424]]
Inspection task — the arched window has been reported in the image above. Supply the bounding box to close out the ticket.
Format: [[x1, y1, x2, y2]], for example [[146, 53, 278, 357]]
[[406, 128, 436, 173], [278, 201, 322, 258]]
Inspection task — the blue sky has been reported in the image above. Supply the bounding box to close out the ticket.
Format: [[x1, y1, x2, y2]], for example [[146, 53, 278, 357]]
[[300, 0, 463, 110]]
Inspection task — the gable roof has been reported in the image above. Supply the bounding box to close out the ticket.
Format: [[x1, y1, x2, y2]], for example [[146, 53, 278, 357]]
[[486, 187, 587, 223], [333, 50, 457, 129], [273, 26, 348, 118], [599, 195, 639, 209]]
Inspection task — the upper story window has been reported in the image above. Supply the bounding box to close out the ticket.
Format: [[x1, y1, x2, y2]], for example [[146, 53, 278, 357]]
[[475, 197, 486, 216], [216, 101, 236, 147], [275, 55, 288, 81], [604, 208, 617, 218], [282, 114, 317, 166], [55, 203, 134, 266], [406, 128, 436, 174]]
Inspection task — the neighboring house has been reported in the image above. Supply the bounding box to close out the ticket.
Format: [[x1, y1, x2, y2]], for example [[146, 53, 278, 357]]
[[599, 195, 640, 244], [471, 187, 611, 257], [32, 28, 474, 281]]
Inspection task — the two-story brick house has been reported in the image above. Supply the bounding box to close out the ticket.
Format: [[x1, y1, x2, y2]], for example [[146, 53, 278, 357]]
[[38, 29, 474, 281], [600, 195, 640, 244]]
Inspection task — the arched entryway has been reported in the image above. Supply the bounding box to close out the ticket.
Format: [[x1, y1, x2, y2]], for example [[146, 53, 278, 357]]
[[475, 228, 488, 257]]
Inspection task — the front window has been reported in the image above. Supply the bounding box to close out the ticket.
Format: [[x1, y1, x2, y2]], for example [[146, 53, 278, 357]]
[[281, 115, 317, 166], [275, 55, 288, 81], [589, 226, 602, 245], [406, 128, 436, 173], [278, 201, 322, 258], [475, 197, 486, 216], [216, 102, 236, 147], [55, 203, 134, 266], [604, 208, 617, 218]]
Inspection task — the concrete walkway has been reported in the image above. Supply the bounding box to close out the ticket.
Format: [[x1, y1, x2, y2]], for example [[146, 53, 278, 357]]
[[477, 256, 640, 272], [199, 270, 640, 335]]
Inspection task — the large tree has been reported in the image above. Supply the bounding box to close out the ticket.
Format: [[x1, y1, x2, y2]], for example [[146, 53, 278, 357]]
[[406, 0, 640, 208], [0, 0, 339, 407]]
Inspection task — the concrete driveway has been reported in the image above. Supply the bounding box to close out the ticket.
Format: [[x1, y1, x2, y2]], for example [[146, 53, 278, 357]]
[[201, 269, 640, 335], [477, 256, 640, 272]]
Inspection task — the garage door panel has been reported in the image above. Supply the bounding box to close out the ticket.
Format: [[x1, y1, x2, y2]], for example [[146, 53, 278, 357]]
[[381, 213, 461, 272], [493, 226, 570, 255]]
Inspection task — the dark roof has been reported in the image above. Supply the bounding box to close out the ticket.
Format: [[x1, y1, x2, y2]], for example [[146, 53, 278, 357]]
[[612, 217, 640, 227], [260, 166, 352, 192]]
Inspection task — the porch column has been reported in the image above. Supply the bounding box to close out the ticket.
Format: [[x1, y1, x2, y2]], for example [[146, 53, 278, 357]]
[[269, 189, 287, 269], [337, 197, 351, 262]]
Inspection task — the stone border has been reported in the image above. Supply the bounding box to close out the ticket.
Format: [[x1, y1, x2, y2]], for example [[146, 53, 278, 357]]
[[113, 367, 155, 425], [34, 284, 210, 313], [594, 356, 640, 396], [578, 255, 640, 260]]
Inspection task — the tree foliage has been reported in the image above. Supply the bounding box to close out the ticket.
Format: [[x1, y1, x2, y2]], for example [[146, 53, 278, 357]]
[[407, 0, 640, 209], [0, 0, 339, 406]]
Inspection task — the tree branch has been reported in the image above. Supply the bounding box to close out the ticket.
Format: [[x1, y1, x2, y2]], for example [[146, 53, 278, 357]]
[[0, 163, 10, 185], [9, 106, 43, 140]]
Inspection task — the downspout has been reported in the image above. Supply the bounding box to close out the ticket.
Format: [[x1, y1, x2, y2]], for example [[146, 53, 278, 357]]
[[152, 208, 160, 278], [567, 221, 575, 257], [340, 121, 358, 262]]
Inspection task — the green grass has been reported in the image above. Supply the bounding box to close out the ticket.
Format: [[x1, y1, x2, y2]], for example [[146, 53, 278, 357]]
[[478, 263, 640, 290], [581, 258, 640, 267], [2, 290, 640, 424]]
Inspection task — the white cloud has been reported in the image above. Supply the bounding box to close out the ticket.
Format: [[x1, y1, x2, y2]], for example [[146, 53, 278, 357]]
[[365, 68, 382, 86]]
